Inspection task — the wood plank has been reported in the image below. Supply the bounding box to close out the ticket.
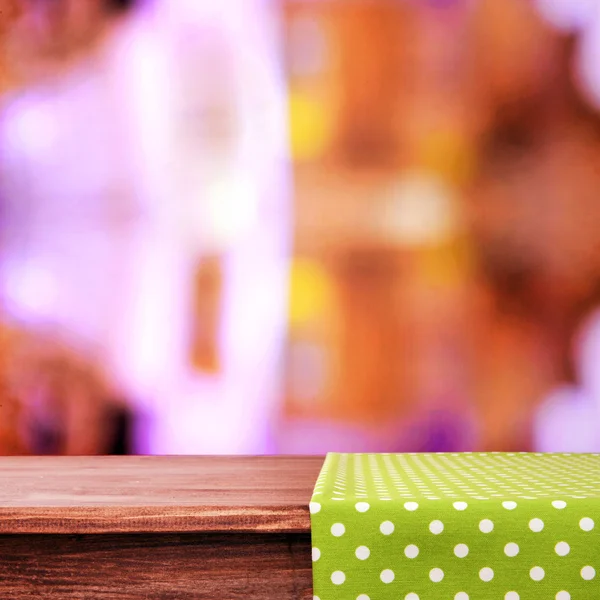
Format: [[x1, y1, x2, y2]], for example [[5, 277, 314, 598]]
[[0, 532, 313, 599], [0, 456, 323, 534]]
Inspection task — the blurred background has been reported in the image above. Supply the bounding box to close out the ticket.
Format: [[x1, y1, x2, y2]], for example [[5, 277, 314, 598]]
[[1, 0, 600, 456]]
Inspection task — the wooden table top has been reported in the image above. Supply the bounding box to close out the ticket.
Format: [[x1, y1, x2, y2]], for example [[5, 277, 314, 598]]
[[0, 455, 323, 535]]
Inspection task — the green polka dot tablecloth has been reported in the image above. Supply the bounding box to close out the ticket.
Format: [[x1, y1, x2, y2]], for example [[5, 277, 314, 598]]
[[309, 453, 600, 600]]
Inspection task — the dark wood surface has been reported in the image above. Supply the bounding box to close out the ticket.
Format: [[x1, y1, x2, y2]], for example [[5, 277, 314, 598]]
[[0, 532, 313, 599], [0, 456, 323, 534], [0, 456, 320, 598]]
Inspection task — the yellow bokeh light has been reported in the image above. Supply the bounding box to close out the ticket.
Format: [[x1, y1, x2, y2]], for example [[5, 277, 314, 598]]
[[288, 259, 333, 327], [288, 90, 332, 161]]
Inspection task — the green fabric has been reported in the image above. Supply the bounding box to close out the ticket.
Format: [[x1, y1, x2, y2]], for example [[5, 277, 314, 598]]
[[309, 453, 600, 600]]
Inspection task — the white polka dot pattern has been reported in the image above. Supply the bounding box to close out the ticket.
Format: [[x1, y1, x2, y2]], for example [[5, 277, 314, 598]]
[[479, 518, 494, 533], [530, 566, 545, 581], [309, 452, 600, 600], [331, 570, 345, 585], [555, 541, 570, 556], [379, 520, 394, 535], [380, 569, 394, 584]]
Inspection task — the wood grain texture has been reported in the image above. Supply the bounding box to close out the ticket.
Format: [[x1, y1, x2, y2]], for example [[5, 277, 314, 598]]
[[0, 532, 313, 599], [0, 456, 323, 534]]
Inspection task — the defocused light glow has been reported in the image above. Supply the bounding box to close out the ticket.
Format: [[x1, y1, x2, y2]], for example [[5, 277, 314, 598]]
[[575, 308, 600, 401], [574, 14, 600, 110], [535, 309, 600, 453], [535, 0, 600, 111], [289, 259, 333, 327], [417, 129, 474, 185], [288, 14, 327, 77], [4, 262, 59, 321], [534, 386, 600, 452], [204, 172, 258, 251], [289, 91, 331, 160], [4, 96, 57, 158], [534, 0, 596, 32], [377, 172, 461, 247]]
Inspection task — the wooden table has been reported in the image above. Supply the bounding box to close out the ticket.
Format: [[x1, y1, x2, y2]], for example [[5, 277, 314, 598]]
[[0, 456, 322, 599]]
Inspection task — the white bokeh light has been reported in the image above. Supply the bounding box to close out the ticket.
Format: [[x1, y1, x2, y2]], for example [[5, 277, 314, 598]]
[[377, 171, 461, 247], [534, 0, 596, 32], [574, 13, 600, 110]]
